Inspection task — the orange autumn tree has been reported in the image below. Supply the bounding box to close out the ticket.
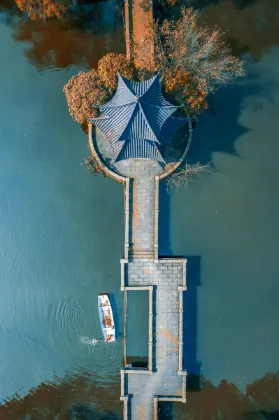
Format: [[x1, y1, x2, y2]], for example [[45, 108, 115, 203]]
[[97, 53, 135, 90], [63, 54, 136, 124], [63, 69, 110, 124], [64, 9, 245, 123], [15, 0, 71, 20], [137, 7, 245, 115]]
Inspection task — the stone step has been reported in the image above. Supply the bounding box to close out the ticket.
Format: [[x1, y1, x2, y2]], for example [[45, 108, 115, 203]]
[[129, 249, 155, 260]]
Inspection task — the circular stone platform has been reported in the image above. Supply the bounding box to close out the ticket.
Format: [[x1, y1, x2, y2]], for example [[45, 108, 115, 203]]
[[92, 121, 191, 179]]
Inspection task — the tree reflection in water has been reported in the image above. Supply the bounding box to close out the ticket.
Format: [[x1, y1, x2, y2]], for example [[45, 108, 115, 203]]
[[0, 368, 122, 419], [173, 372, 279, 419], [167, 0, 279, 63], [1, 371, 279, 419], [6, 1, 125, 71], [0, 1, 278, 419], [200, 0, 279, 61]]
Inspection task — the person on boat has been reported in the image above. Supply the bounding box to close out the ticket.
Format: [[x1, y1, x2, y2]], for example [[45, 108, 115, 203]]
[[106, 334, 113, 341], [104, 315, 112, 327], [125, 363, 132, 369]]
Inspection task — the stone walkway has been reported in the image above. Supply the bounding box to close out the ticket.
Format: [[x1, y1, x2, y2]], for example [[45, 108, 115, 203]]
[[93, 129, 188, 419], [130, 175, 155, 258], [122, 260, 187, 419], [115, 160, 163, 259]]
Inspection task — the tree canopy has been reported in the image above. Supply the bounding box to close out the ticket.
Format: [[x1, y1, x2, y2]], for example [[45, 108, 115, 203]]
[[64, 8, 245, 123], [63, 54, 136, 124], [63, 68, 110, 124], [15, 0, 71, 20], [136, 7, 245, 114]]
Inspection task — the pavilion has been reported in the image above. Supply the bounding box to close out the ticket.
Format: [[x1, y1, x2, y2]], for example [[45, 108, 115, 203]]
[[91, 72, 188, 164]]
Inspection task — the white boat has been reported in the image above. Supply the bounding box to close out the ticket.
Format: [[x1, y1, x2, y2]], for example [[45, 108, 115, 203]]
[[98, 293, 115, 342]]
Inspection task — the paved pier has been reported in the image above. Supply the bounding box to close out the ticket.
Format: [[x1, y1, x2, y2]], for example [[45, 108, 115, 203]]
[[89, 127, 189, 420], [130, 175, 156, 259], [117, 161, 187, 420], [115, 160, 161, 259], [121, 259, 187, 419], [117, 4, 188, 416]]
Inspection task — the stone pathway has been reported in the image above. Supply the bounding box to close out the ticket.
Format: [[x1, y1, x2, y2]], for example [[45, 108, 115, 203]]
[[122, 260, 186, 419], [115, 159, 163, 259], [94, 131, 188, 419], [129, 175, 155, 258]]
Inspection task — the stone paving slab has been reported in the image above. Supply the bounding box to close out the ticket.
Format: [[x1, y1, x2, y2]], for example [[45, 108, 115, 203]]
[[125, 260, 185, 419], [115, 160, 163, 259], [127, 261, 183, 287]]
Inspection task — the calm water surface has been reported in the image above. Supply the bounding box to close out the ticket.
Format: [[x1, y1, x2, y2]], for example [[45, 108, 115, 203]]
[[0, 0, 279, 418], [0, 1, 125, 415]]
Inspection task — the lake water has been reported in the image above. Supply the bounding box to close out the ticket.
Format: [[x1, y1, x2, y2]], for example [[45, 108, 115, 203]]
[[0, 0, 279, 418]]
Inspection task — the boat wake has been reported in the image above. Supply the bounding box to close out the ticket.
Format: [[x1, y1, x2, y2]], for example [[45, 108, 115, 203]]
[[79, 335, 102, 345]]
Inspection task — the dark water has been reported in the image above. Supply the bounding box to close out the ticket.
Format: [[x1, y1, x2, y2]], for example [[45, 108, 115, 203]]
[[0, 0, 279, 418]]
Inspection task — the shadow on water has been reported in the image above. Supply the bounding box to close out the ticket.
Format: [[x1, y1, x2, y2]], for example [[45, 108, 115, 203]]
[[183, 257, 201, 387], [158, 181, 172, 256], [158, 401, 174, 419], [158, 180, 202, 389], [200, 0, 279, 61], [71, 404, 121, 419], [158, 0, 279, 67], [159, 68, 269, 255], [178, 0, 257, 9], [0, 0, 21, 16], [156, 62, 272, 418], [187, 66, 269, 166], [109, 293, 122, 339]]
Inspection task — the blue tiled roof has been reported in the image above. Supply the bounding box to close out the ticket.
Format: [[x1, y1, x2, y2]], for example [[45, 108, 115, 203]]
[[91, 72, 188, 163]]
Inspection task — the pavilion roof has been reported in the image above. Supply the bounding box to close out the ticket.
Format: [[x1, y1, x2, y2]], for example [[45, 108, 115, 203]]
[[91, 72, 188, 163]]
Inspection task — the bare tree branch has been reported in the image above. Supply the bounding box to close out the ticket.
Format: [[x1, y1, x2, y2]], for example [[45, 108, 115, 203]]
[[166, 162, 212, 191]]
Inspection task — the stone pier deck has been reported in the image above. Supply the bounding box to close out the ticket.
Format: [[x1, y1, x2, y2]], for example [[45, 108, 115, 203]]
[[121, 259, 187, 419], [129, 169, 156, 259], [113, 159, 187, 420], [87, 138, 189, 418], [115, 159, 162, 260]]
